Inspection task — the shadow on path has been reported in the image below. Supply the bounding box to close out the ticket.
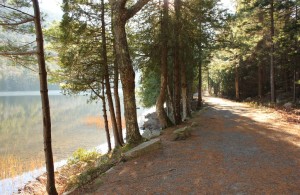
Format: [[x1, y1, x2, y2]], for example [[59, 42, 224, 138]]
[[73, 96, 300, 195]]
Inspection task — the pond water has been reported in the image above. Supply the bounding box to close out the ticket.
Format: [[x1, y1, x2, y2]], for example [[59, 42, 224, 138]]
[[0, 90, 146, 194]]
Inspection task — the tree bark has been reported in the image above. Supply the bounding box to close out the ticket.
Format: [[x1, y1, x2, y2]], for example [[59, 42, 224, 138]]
[[270, 0, 275, 103], [156, 0, 173, 129], [102, 81, 112, 152], [113, 54, 124, 144], [235, 61, 240, 101], [101, 0, 122, 147], [258, 61, 263, 98], [173, 0, 182, 125], [111, 8, 124, 145], [197, 60, 202, 109], [32, 0, 58, 194], [181, 59, 187, 120], [109, 0, 150, 144]]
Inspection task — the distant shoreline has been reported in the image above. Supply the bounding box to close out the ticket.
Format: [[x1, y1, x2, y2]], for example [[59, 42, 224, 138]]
[[0, 90, 63, 97]]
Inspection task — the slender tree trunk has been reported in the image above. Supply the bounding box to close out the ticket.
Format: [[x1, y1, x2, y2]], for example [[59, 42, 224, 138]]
[[258, 62, 263, 98], [235, 61, 240, 101], [293, 69, 296, 103], [197, 60, 202, 109], [293, 4, 298, 103], [270, 0, 275, 103], [187, 80, 192, 116], [173, 0, 182, 125], [181, 59, 187, 120], [156, 0, 173, 129], [32, 0, 57, 194], [101, 0, 122, 147], [207, 69, 210, 94], [113, 57, 124, 144], [102, 81, 112, 152], [167, 84, 175, 123], [109, 0, 151, 144]]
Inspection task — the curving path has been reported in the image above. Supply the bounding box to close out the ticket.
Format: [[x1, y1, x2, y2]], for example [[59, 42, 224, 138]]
[[73, 96, 300, 194]]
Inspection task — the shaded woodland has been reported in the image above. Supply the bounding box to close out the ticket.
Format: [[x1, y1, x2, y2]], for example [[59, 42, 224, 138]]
[[0, 0, 299, 194]]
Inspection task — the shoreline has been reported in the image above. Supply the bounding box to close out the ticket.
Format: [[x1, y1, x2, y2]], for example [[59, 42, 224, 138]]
[[0, 106, 157, 195]]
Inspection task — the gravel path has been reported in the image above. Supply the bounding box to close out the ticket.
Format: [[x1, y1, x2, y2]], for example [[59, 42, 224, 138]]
[[73, 97, 300, 194]]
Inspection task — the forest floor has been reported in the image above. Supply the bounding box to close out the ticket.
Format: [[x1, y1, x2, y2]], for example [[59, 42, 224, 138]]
[[72, 96, 300, 194]]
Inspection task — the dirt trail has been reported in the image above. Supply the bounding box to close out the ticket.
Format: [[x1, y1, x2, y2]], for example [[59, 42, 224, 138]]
[[73, 96, 300, 194]]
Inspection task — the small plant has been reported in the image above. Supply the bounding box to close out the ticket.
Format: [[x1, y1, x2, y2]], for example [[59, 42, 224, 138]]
[[68, 148, 101, 165]]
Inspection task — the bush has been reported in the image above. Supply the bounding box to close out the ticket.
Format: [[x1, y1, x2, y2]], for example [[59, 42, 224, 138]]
[[68, 148, 101, 165]]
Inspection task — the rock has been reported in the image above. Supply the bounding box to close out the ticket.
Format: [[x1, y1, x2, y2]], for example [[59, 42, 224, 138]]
[[191, 100, 198, 111], [190, 122, 198, 127], [143, 112, 161, 131], [172, 126, 192, 141], [245, 97, 252, 102], [141, 129, 161, 139], [123, 138, 162, 160], [283, 102, 293, 110]]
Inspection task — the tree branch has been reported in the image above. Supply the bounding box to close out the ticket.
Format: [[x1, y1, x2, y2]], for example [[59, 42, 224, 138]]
[[0, 50, 37, 56], [0, 4, 34, 18], [0, 18, 34, 26], [125, 0, 151, 20]]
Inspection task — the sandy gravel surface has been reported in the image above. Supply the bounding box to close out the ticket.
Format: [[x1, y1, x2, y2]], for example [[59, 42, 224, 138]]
[[73, 96, 300, 195]]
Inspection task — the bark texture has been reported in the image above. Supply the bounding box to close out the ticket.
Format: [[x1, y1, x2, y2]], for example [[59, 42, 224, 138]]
[[109, 0, 150, 144], [156, 0, 173, 129], [32, 0, 58, 194], [102, 81, 112, 152], [111, 9, 124, 144], [197, 60, 202, 109], [270, 0, 275, 103], [101, 0, 122, 146], [173, 0, 182, 125], [235, 62, 240, 101]]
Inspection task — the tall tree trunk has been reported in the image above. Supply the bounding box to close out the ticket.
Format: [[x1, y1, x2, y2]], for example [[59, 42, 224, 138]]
[[181, 58, 187, 120], [32, 0, 58, 194], [173, 0, 182, 125], [156, 0, 173, 129], [258, 61, 263, 98], [109, 0, 150, 144], [293, 4, 298, 103], [101, 0, 122, 147], [167, 84, 175, 123], [270, 0, 275, 103], [102, 81, 112, 152], [111, 9, 124, 145], [235, 61, 240, 101], [207, 69, 210, 94], [197, 60, 202, 109], [293, 69, 296, 103]]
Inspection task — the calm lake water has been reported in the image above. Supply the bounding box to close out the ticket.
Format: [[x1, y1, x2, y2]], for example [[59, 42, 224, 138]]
[[0, 90, 146, 194]]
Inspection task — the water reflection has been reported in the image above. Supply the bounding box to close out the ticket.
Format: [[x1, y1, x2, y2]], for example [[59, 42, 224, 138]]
[[0, 92, 106, 179]]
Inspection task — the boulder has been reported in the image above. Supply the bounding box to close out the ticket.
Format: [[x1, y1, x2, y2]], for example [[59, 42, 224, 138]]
[[283, 102, 293, 110], [123, 138, 162, 160], [172, 126, 192, 141], [245, 97, 252, 102], [141, 129, 161, 140], [143, 112, 161, 131]]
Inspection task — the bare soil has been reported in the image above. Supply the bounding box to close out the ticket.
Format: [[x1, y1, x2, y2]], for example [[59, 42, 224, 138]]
[[71, 96, 300, 194]]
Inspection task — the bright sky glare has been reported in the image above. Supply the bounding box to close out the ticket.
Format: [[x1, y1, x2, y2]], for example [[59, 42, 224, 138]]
[[39, 0, 236, 22]]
